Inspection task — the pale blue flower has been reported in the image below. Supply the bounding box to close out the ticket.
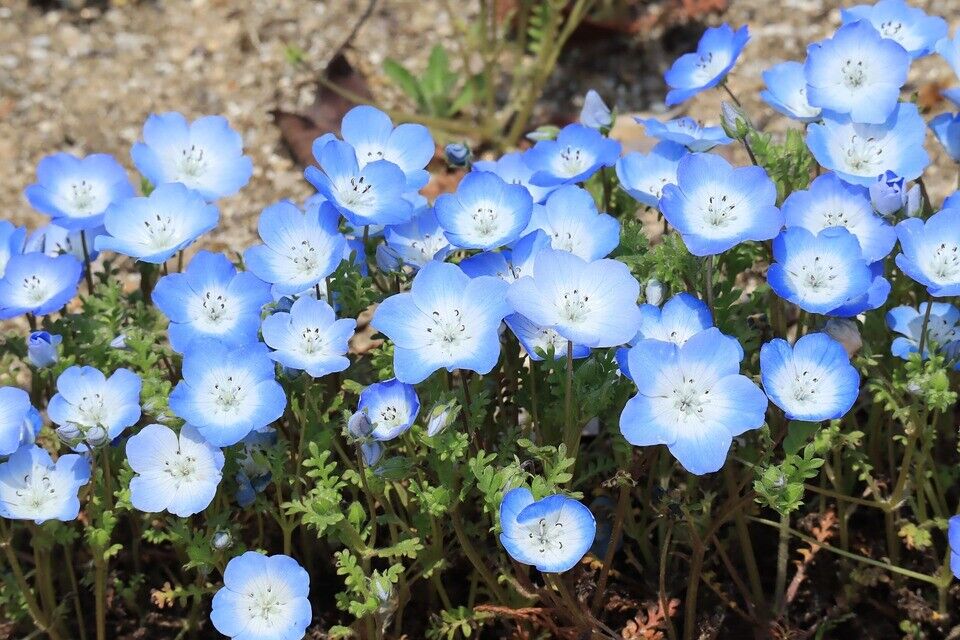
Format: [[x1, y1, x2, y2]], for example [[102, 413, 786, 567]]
[[869, 171, 921, 217], [357, 379, 420, 441], [0, 253, 82, 319], [580, 90, 612, 129], [235, 429, 276, 507], [503, 314, 590, 362], [0, 386, 32, 456], [930, 112, 960, 162], [635, 117, 731, 152], [473, 152, 557, 203], [616, 141, 687, 208], [841, 0, 947, 59], [948, 515, 960, 578], [434, 171, 533, 250], [664, 24, 750, 106], [382, 208, 453, 269], [760, 61, 821, 122], [886, 302, 960, 364], [523, 124, 621, 187], [895, 207, 960, 296], [25, 222, 103, 263], [459, 230, 551, 283], [47, 366, 142, 449], [499, 488, 596, 572], [937, 29, 960, 79], [27, 331, 61, 368], [522, 185, 619, 260], [0, 222, 26, 279], [261, 296, 355, 378], [0, 445, 89, 524]]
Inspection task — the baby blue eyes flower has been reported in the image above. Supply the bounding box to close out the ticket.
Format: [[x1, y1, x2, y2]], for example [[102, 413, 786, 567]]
[[210, 552, 312, 640], [929, 112, 960, 162], [305, 139, 413, 228], [95, 182, 219, 264], [0, 386, 32, 456], [261, 296, 355, 378], [27, 330, 61, 368], [169, 340, 286, 446], [636, 117, 731, 152], [498, 488, 596, 573], [503, 314, 591, 362], [619, 328, 767, 475], [473, 151, 557, 204], [507, 248, 642, 348], [616, 141, 687, 209], [357, 379, 420, 441], [760, 333, 860, 422], [523, 124, 621, 187], [760, 61, 822, 122], [444, 142, 471, 167], [372, 261, 511, 384], [382, 208, 453, 269], [125, 424, 224, 517], [869, 170, 921, 218], [47, 366, 142, 449], [886, 302, 960, 363], [25, 222, 103, 263], [841, 0, 947, 59], [580, 89, 612, 129], [781, 173, 896, 263], [768, 227, 873, 315], [131, 112, 253, 200], [337, 105, 434, 191], [153, 251, 271, 353], [524, 185, 619, 260], [0, 221, 26, 279], [949, 515, 960, 579], [894, 206, 960, 297], [0, 444, 89, 524], [235, 428, 277, 507], [0, 252, 82, 320], [243, 200, 347, 297], [664, 24, 749, 106], [435, 171, 533, 250], [645, 279, 665, 306], [937, 30, 960, 80], [805, 103, 929, 186], [658, 153, 783, 256], [459, 229, 550, 283], [24, 152, 134, 231]]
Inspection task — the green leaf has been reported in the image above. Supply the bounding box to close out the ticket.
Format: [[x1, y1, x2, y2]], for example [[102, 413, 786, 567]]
[[783, 421, 819, 455], [383, 59, 426, 110]]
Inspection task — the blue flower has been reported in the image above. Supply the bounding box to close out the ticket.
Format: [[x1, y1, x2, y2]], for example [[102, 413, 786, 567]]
[[658, 153, 782, 256], [243, 200, 347, 297], [235, 429, 277, 507], [0, 221, 26, 278], [841, 0, 947, 59], [806, 103, 929, 185], [636, 117, 731, 152], [616, 141, 687, 208], [805, 21, 909, 124], [372, 261, 510, 383], [895, 207, 960, 296], [503, 314, 591, 362], [153, 251, 270, 353], [0, 386, 32, 456], [125, 424, 224, 517], [507, 248, 641, 348], [781, 173, 896, 263], [47, 366, 142, 449], [619, 328, 767, 475], [768, 227, 873, 314], [27, 330, 61, 368], [886, 302, 960, 364], [929, 113, 960, 162], [760, 61, 822, 122], [827, 260, 891, 318], [25, 222, 102, 263], [459, 230, 551, 282], [664, 24, 750, 106], [382, 208, 453, 269], [523, 185, 619, 260], [523, 124, 621, 187], [444, 142, 471, 167], [211, 552, 311, 640], [869, 171, 920, 217], [949, 515, 960, 579], [580, 90, 613, 129], [498, 487, 596, 573], [357, 379, 420, 441], [434, 171, 533, 250], [424, 400, 459, 437], [937, 30, 960, 80], [0, 253, 81, 319], [305, 139, 412, 227], [473, 152, 557, 203], [261, 296, 355, 378], [169, 340, 286, 446], [0, 445, 89, 524], [131, 112, 253, 200], [24, 152, 134, 231], [760, 333, 860, 422], [335, 105, 434, 191], [95, 183, 218, 263]]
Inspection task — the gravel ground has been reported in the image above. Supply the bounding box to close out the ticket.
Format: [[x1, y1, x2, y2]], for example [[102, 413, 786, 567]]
[[2, 0, 959, 251]]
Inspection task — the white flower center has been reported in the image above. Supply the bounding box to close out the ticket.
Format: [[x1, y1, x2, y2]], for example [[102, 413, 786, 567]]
[[298, 326, 329, 355], [525, 517, 565, 554], [374, 404, 405, 430], [288, 239, 320, 274], [355, 145, 385, 167], [142, 213, 179, 250], [790, 369, 821, 403], [425, 307, 470, 354], [337, 176, 377, 212], [243, 581, 289, 623], [927, 242, 960, 283], [789, 255, 840, 294], [840, 58, 866, 89], [535, 326, 569, 354], [68, 180, 98, 213], [19, 274, 51, 304], [821, 210, 851, 227], [840, 134, 884, 174], [702, 193, 738, 227], [879, 20, 903, 40], [551, 230, 576, 253], [77, 392, 106, 426], [177, 144, 209, 179], [163, 450, 199, 480], [407, 233, 446, 261], [671, 378, 710, 420], [471, 204, 501, 237], [558, 288, 591, 324], [201, 291, 229, 323], [557, 146, 591, 177], [13, 468, 58, 513], [212, 376, 244, 412]]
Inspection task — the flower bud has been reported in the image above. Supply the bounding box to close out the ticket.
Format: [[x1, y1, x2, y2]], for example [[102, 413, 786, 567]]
[[109, 334, 129, 350], [869, 171, 915, 217], [347, 411, 374, 439], [580, 89, 613, 130], [526, 125, 560, 142], [375, 243, 402, 273], [27, 331, 61, 368], [823, 318, 862, 358], [211, 530, 233, 551], [720, 101, 752, 140], [361, 441, 384, 466], [425, 400, 459, 437], [444, 142, 471, 167], [645, 279, 665, 306]]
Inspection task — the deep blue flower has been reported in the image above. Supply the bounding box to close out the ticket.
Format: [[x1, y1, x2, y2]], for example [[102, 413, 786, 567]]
[[616, 141, 687, 209], [499, 487, 596, 573], [459, 230, 551, 283], [895, 207, 960, 296], [357, 379, 420, 441], [169, 340, 286, 446], [473, 151, 557, 203], [768, 227, 873, 314], [261, 296, 355, 378], [781, 173, 897, 263], [95, 183, 218, 263], [0, 445, 89, 524], [507, 248, 641, 348], [580, 90, 613, 129], [761, 333, 860, 421], [949, 515, 960, 578], [47, 366, 142, 449], [0, 253, 82, 319], [658, 153, 783, 256], [930, 113, 960, 162], [444, 142, 471, 167], [382, 208, 453, 270], [664, 24, 749, 106], [434, 171, 533, 249], [841, 0, 947, 59], [523, 185, 619, 260], [523, 124, 621, 187], [760, 61, 822, 122], [211, 552, 311, 640], [619, 328, 767, 475], [27, 330, 61, 368], [372, 261, 510, 383], [126, 424, 224, 517], [0, 221, 26, 279], [886, 302, 960, 364], [131, 112, 253, 200], [503, 314, 590, 362], [235, 428, 277, 507], [806, 103, 929, 185], [827, 260, 891, 318], [0, 386, 32, 456], [636, 117, 731, 152], [25, 222, 103, 263], [24, 152, 134, 231], [869, 171, 921, 217]]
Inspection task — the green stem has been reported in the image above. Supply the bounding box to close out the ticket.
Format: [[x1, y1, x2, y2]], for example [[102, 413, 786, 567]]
[[773, 510, 790, 612], [590, 482, 630, 613], [682, 523, 705, 640], [561, 341, 578, 457], [722, 466, 765, 611], [64, 545, 88, 640], [450, 506, 507, 602], [80, 230, 95, 293], [704, 256, 715, 315], [916, 296, 934, 355], [0, 520, 62, 640], [94, 550, 107, 640]]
